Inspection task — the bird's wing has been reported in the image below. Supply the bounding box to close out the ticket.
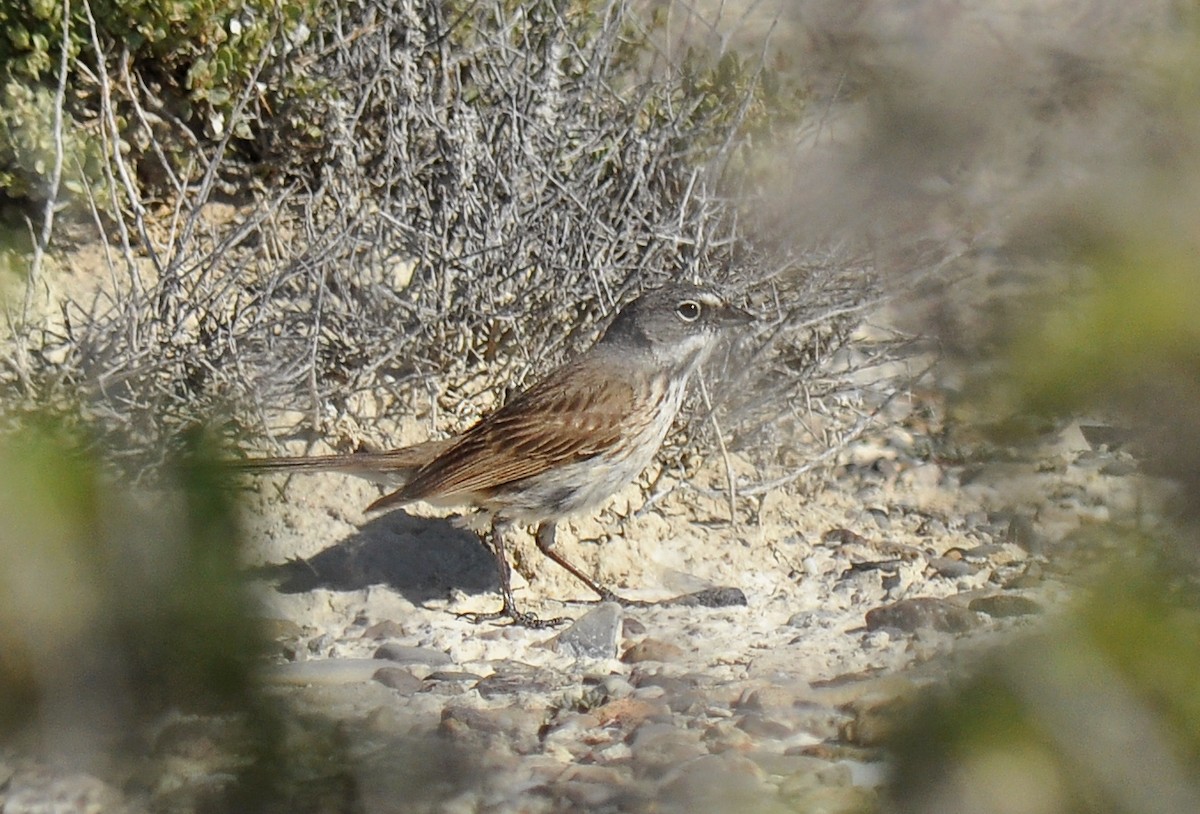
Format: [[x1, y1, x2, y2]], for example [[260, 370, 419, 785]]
[[367, 363, 639, 511]]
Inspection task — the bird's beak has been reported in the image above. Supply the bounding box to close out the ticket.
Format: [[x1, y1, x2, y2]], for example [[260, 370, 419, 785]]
[[718, 303, 756, 327]]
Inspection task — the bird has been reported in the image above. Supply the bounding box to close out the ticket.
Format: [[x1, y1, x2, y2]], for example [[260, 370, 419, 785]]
[[235, 281, 755, 626]]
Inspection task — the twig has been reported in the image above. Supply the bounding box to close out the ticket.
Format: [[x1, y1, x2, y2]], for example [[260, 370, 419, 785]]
[[698, 373, 737, 526]]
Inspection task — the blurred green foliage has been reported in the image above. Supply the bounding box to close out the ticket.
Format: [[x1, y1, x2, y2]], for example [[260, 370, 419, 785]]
[[1010, 226, 1200, 421], [0, 415, 274, 766], [886, 542, 1200, 814]]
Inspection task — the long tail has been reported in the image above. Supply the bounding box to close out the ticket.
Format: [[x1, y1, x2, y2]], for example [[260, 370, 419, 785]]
[[230, 438, 452, 485]]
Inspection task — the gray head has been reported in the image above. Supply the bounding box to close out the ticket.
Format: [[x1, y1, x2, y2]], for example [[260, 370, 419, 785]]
[[599, 282, 754, 372]]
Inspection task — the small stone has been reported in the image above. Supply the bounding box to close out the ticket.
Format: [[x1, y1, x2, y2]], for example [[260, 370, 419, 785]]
[[1004, 562, 1045, 589], [628, 724, 708, 774], [842, 693, 910, 746], [593, 697, 671, 729], [597, 673, 635, 700], [823, 528, 869, 547], [927, 557, 978, 578], [968, 594, 1044, 618], [865, 597, 979, 633], [961, 544, 1006, 561], [552, 765, 630, 807], [736, 712, 795, 739], [702, 720, 755, 753], [1006, 514, 1039, 552], [373, 667, 423, 693], [656, 754, 769, 810], [630, 669, 703, 692], [735, 685, 807, 713], [621, 638, 686, 663], [362, 620, 407, 639], [863, 507, 891, 530], [787, 610, 834, 629], [916, 517, 948, 537], [373, 644, 453, 665], [551, 602, 622, 660], [622, 617, 647, 637], [542, 712, 604, 757], [665, 688, 714, 716], [554, 779, 622, 808], [440, 705, 547, 753]]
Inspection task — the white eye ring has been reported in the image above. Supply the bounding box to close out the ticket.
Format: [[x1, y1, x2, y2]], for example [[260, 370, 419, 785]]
[[675, 300, 701, 322]]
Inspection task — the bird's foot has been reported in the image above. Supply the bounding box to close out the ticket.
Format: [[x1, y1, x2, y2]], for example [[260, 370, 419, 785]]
[[593, 587, 650, 608], [456, 605, 569, 628]]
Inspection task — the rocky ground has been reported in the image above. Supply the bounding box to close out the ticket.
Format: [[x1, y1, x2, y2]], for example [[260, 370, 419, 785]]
[[0, 392, 1158, 813]]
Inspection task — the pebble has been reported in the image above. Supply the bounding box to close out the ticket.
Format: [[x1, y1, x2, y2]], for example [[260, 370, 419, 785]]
[[622, 638, 686, 663], [628, 723, 708, 773], [968, 594, 1044, 618], [440, 705, 547, 753], [622, 616, 648, 636], [865, 597, 980, 633], [841, 693, 909, 746], [361, 619, 407, 639], [916, 516, 948, 536], [373, 667, 424, 693], [735, 685, 791, 712], [1005, 514, 1040, 552], [592, 696, 671, 729], [550, 602, 622, 660], [927, 556, 978, 578], [736, 712, 795, 739], [541, 712, 604, 758]]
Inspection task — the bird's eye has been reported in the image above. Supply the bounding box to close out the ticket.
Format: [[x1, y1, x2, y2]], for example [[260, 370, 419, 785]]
[[675, 300, 701, 322]]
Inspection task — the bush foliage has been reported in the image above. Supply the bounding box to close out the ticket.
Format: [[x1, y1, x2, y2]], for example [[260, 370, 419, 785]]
[[0, 0, 316, 205]]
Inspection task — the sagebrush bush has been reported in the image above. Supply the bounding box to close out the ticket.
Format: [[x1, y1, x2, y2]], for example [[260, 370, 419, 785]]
[[0, 0, 317, 206]]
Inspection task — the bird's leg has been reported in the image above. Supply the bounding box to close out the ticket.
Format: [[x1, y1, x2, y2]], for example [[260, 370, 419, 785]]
[[458, 521, 567, 628], [535, 522, 641, 606]]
